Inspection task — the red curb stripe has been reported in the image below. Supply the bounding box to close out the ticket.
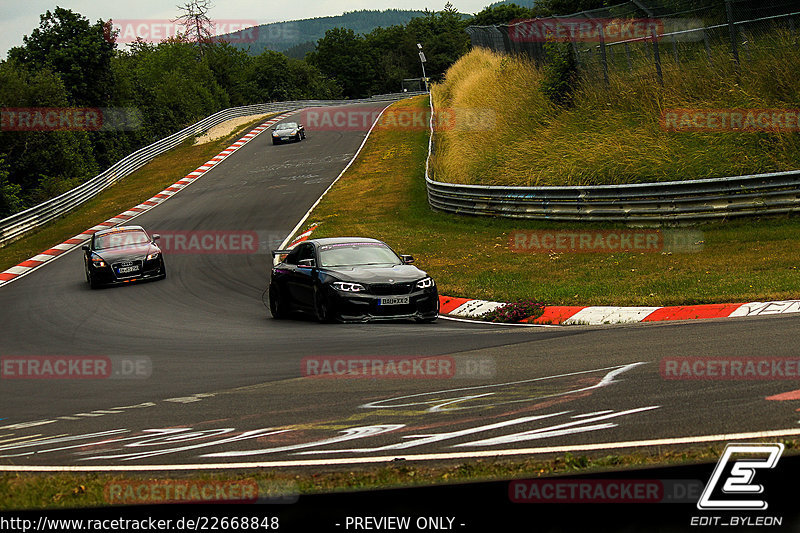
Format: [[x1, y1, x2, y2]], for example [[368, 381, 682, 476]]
[[766, 389, 800, 401], [0, 273, 17, 281], [99, 221, 116, 226], [527, 306, 587, 324], [439, 296, 472, 315], [153, 194, 169, 199], [141, 201, 157, 206], [642, 303, 742, 322], [18, 260, 43, 267], [42, 249, 65, 256], [64, 238, 85, 244]]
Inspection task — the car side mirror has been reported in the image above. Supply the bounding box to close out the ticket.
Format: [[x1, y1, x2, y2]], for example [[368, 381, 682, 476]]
[[298, 258, 316, 268], [82, 244, 90, 251], [400, 254, 414, 264], [152, 234, 160, 241]]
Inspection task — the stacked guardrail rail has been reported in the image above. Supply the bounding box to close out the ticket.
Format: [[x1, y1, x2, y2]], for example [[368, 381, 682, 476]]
[[0, 92, 424, 247]]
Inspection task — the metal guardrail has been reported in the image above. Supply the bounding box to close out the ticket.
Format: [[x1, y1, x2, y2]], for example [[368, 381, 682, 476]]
[[423, 93, 800, 224], [0, 92, 424, 246]]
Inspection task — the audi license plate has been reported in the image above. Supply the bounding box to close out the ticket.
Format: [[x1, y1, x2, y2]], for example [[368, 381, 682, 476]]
[[117, 265, 139, 274], [380, 296, 409, 306]]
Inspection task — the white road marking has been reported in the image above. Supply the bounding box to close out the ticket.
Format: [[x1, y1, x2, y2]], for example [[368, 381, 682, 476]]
[[4, 428, 800, 471]]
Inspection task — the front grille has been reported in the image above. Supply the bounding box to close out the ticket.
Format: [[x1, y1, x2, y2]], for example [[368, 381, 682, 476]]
[[369, 282, 413, 295]]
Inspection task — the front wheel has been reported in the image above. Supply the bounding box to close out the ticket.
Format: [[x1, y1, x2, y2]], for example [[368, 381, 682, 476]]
[[314, 286, 332, 323]]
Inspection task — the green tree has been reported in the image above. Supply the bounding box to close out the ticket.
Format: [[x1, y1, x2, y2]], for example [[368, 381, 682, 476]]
[[8, 7, 116, 106], [307, 28, 374, 98], [0, 156, 23, 218], [0, 60, 97, 208], [472, 4, 535, 26], [405, 4, 470, 84]]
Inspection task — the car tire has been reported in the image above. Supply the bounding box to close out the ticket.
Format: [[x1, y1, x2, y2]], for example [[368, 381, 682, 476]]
[[416, 315, 438, 323], [88, 271, 100, 290], [158, 263, 167, 281], [314, 286, 332, 323], [272, 140, 279, 145], [269, 285, 286, 319]]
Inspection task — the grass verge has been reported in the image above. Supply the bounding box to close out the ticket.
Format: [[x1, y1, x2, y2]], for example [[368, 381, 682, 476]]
[[3, 439, 797, 510], [0, 114, 276, 273], [300, 96, 800, 307]]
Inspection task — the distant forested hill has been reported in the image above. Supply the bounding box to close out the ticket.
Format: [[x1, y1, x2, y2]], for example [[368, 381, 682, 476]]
[[220, 9, 428, 56]]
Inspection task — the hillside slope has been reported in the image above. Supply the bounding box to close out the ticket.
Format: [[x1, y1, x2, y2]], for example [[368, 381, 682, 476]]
[[432, 36, 800, 186]]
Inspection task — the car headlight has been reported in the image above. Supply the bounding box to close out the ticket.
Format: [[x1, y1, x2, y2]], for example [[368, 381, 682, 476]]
[[146, 251, 160, 261], [333, 282, 365, 292], [90, 254, 106, 267], [416, 277, 435, 289]]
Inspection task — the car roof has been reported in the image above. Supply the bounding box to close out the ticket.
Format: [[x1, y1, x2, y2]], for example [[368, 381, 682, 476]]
[[308, 237, 384, 246], [93, 225, 146, 237]]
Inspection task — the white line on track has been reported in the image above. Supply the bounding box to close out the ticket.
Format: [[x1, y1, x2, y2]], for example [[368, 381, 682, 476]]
[[278, 102, 398, 250], [3, 427, 800, 471]]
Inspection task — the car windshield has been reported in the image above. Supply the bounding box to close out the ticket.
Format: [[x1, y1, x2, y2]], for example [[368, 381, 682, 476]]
[[318, 243, 401, 267], [276, 123, 297, 130], [93, 230, 150, 250]]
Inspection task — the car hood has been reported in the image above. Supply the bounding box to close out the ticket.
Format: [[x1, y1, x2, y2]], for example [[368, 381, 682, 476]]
[[325, 264, 427, 284], [94, 243, 157, 263]]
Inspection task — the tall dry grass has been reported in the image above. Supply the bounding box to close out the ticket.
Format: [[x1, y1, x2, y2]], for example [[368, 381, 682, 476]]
[[432, 30, 800, 186]]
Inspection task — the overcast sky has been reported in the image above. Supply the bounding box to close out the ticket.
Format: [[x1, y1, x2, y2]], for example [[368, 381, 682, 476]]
[[1, 0, 493, 58]]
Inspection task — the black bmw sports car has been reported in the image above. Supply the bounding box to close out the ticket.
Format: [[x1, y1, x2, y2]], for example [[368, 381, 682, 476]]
[[271, 122, 305, 145], [268, 237, 438, 323], [82, 225, 166, 289]]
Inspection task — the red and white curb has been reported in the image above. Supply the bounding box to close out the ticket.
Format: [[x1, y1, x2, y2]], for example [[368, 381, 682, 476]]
[[440, 296, 800, 325], [0, 110, 300, 287]]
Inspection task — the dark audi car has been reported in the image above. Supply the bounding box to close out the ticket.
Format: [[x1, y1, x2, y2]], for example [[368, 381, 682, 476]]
[[269, 237, 438, 323], [82, 225, 166, 289]]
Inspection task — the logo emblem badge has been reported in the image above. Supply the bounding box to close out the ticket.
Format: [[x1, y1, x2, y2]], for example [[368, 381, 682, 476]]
[[697, 443, 784, 510]]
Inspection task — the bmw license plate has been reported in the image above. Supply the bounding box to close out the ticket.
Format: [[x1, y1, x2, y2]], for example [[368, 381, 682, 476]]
[[117, 265, 139, 274], [380, 296, 409, 306]]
